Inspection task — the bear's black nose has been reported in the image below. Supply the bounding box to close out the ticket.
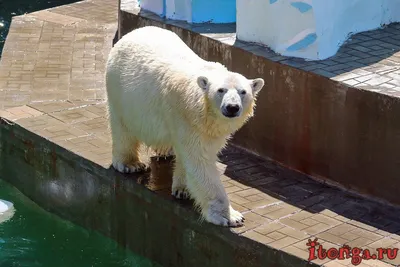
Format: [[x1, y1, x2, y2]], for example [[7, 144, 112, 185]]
[[226, 104, 240, 115]]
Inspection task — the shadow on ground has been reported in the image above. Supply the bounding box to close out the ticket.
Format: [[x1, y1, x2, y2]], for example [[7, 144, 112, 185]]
[[114, 144, 400, 239]]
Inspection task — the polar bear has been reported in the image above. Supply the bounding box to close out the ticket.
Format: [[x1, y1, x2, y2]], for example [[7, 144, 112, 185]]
[[105, 26, 265, 227]]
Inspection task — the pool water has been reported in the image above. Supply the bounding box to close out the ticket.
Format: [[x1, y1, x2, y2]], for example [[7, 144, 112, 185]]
[[0, 179, 160, 267], [0, 0, 80, 55]]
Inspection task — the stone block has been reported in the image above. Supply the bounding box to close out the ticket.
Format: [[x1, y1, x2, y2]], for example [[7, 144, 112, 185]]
[[139, 0, 166, 17], [165, 0, 236, 23], [236, 0, 400, 60]]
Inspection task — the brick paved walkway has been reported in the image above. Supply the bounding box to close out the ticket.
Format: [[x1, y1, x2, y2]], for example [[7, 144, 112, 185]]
[[281, 23, 400, 98], [1, 1, 400, 266], [0, 0, 116, 110], [259, 23, 400, 97]]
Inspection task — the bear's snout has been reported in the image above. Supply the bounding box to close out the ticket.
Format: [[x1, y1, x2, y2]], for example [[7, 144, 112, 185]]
[[222, 103, 241, 118]]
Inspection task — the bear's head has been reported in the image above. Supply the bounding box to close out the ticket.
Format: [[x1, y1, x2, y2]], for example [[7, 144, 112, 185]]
[[197, 72, 265, 121]]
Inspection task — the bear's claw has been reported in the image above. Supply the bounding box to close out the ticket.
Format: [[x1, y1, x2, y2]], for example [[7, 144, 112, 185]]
[[172, 188, 190, 200], [205, 204, 245, 227], [229, 217, 245, 227], [112, 161, 149, 173]]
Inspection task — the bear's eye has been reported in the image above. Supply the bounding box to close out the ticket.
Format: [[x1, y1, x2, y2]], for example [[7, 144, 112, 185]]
[[240, 90, 246, 95], [217, 88, 225, 93]]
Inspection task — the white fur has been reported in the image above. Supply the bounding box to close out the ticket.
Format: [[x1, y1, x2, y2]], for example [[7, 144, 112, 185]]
[[105, 26, 265, 227]]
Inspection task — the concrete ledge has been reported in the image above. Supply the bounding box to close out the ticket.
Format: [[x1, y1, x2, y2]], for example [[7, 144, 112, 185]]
[[119, 8, 400, 207], [0, 120, 318, 267]]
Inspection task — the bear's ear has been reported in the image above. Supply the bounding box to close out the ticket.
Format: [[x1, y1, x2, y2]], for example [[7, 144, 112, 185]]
[[197, 76, 209, 91], [250, 78, 265, 95]]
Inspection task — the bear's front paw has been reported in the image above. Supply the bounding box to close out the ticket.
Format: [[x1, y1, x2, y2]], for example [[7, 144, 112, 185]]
[[172, 186, 190, 200], [204, 201, 245, 227], [112, 161, 149, 173]]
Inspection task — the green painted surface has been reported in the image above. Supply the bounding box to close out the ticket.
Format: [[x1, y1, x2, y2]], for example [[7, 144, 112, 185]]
[[0, 179, 161, 267]]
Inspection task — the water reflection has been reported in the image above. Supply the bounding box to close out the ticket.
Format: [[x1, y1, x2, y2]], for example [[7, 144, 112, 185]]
[[34, 155, 176, 211], [0, 179, 161, 267], [37, 178, 98, 208]]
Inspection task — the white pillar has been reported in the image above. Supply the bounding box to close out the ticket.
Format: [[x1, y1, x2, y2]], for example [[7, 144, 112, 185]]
[[236, 0, 400, 60]]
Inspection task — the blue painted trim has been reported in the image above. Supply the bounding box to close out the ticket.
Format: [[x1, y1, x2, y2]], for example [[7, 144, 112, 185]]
[[191, 0, 236, 23], [162, 0, 166, 17], [138, 0, 166, 17], [286, 33, 317, 51], [290, 2, 312, 13]]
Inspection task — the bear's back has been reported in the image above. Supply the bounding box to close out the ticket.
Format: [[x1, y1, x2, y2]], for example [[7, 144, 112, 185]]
[[116, 26, 203, 71]]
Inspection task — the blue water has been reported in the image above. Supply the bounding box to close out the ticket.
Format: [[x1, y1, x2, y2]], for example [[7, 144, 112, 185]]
[[0, 179, 161, 267], [0, 0, 80, 55]]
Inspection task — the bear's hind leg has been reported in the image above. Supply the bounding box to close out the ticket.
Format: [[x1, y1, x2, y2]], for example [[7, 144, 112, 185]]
[[110, 116, 148, 173], [171, 157, 189, 200]]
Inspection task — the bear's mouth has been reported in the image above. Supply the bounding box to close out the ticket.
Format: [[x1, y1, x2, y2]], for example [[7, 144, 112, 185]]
[[222, 111, 240, 118]]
